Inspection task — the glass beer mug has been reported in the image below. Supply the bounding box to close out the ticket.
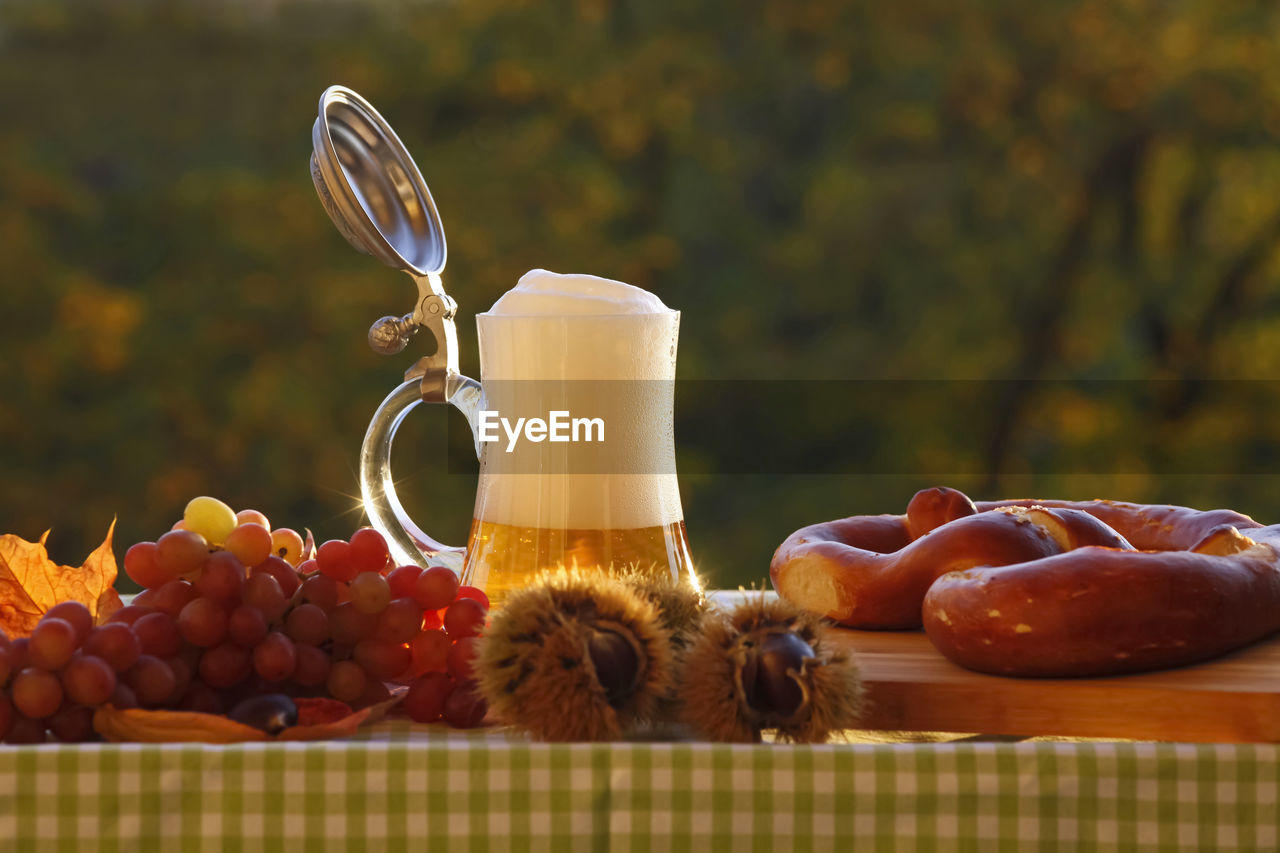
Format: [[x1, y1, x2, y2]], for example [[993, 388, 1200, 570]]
[[310, 86, 697, 607]]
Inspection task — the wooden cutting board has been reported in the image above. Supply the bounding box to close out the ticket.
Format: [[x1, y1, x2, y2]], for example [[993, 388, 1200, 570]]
[[825, 628, 1280, 743]]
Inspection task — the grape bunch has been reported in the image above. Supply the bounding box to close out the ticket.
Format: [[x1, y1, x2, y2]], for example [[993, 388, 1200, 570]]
[[0, 496, 489, 743]]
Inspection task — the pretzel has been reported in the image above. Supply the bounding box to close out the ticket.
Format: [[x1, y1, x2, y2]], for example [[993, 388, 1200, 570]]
[[770, 488, 1280, 676]]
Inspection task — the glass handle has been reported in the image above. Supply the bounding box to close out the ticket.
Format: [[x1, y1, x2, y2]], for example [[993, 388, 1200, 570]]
[[359, 374, 483, 572]]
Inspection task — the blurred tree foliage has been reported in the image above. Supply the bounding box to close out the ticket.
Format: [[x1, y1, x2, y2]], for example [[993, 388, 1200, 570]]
[[2, 0, 1280, 589]]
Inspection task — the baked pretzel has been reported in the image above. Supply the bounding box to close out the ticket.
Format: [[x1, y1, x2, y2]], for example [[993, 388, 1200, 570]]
[[770, 487, 1280, 676]]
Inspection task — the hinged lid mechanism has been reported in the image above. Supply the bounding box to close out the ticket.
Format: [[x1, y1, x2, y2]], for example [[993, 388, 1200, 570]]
[[310, 85, 447, 277]]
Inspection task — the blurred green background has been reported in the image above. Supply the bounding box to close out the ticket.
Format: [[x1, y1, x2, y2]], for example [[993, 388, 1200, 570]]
[[3, 0, 1280, 591]]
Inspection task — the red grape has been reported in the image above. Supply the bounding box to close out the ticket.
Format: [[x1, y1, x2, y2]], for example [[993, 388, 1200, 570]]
[[443, 683, 487, 728], [167, 656, 193, 703], [108, 682, 139, 710], [0, 645, 12, 687], [0, 693, 10, 740], [329, 602, 377, 645], [154, 529, 209, 579], [176, 681, 222, 714], [292, 644, 331, 687], [62, 655, 117, 705], [301, 574, 340, 611], [106, 605, 156, 627], [133, 612, 182, 658], [376, 597, 425, 645], [47, 704, 95, 743], [178, 598, 229, 648], [348, 528, 389, 574], [242, 573, 287, 622], [252, 556, 300, 597], [4, 714, 47, 744], [353, 638, 411, 681], [443, 598, 487, 640], [196, 551, 246, 604], [386, 565, 422, 598], [227, 605, 269, 648], [12, 667, 64, 718], [84, 623, 142, 672], [285, 604, 329, 647], [45, 601, 92, 644], [151, 579, 200, 619], [404, 671, 454, 723], [198, 643, 251, 689], [125, 655, 176, 707], [326, 660, 366, 703], [413, 566, 460, 611], [28, 617, 78, 671], [124, 541, 167, 588], [317, 539, 356, 582], [456, 586, 490, 610], [253, 633, 297, 682], [448, 636, 480, 683], [8, 637, 28, 670], [409, 629, 451, 675]]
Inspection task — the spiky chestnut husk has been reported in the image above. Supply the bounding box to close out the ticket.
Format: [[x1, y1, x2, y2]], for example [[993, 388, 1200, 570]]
[[679, 596, 863, 743], [616, 567, 709, 651], [615, 568, 710, 727], [475, 568, 674, 742]]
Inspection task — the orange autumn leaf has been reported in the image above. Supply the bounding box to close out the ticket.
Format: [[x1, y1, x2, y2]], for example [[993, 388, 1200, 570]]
[[0, 521, 124, 637]]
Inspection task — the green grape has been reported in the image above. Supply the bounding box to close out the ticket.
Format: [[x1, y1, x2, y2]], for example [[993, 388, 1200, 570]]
[[349, 571, 391, 615], [183, 496, 238, 546]]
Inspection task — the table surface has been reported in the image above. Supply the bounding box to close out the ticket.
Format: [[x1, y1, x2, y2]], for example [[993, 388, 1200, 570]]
[[2, 721, 1278, 851]]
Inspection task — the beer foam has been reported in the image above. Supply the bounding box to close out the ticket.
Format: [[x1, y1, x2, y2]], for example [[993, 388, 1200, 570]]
[[472, 271, 683, 530], [486, 269, 671, 316]]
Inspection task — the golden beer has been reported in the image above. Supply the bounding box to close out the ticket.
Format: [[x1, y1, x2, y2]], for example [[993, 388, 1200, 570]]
[[463, 518, 697, 608]]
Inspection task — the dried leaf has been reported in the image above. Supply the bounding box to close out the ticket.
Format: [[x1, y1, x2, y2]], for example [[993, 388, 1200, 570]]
[[94, 699, 377, 744], [0, 521, 123, 637], [300, 528, 317, 564]]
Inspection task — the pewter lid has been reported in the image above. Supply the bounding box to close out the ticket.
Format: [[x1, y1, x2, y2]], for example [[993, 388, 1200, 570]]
[[310, 85, 447, 276]]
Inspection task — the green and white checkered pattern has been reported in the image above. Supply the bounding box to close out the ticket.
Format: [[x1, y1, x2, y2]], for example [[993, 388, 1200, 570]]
[[1, 723, 1277, 851]]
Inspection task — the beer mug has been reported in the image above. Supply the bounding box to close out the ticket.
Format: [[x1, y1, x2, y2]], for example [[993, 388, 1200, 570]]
[[310, 86, 697, 607]]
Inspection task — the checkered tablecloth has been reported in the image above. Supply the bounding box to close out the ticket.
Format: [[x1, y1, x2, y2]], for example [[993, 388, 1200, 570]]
[[1, 721, 1277, 851]]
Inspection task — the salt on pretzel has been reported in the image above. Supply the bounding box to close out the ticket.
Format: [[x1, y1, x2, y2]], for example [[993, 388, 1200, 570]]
[[770, 488, 1280, 676]]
